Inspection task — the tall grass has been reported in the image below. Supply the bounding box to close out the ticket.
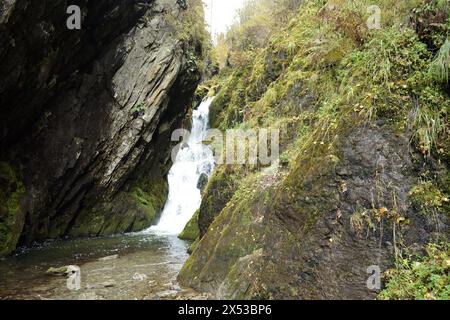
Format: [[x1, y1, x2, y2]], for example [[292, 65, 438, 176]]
[[429, 39, 450, 84]]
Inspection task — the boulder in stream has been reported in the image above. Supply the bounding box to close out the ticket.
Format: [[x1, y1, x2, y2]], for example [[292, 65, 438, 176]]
[[46, 265, 79, 276]]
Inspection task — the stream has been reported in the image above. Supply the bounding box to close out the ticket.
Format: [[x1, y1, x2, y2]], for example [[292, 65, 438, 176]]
[[0, 97, 216, 300]]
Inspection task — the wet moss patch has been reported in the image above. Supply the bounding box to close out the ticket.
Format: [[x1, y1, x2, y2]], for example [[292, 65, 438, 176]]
[[69, 175, 169, 238], [179, 209, 200, 241], [0, 162, 26, 256]]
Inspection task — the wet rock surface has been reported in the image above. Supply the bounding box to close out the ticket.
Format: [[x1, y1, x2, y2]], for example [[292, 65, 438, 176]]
[[179, 125, 449, 299]]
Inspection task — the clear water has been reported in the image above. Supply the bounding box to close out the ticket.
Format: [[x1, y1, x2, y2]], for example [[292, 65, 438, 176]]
[[0, 98, 215, 300], [0, 234, 205, 300]]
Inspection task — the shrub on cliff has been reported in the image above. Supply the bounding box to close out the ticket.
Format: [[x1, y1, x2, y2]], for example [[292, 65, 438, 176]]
[[379, 243, 450, 300]]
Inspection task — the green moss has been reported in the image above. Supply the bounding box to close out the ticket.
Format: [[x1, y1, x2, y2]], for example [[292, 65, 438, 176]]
[[130, 102, 146, 115], [219, 248, 264, 300], [124, 174, 169, 225], [379, 243, 450, 300], [69, 175, 169, 238], [68, 209, 106, 238], [209, 89, 230, 128], [197, 165, 242, 236], [164, 0, 211, 76], [100, 208, 136, 236], [0, 162, 26, 256], [46, 266, 69, 276], [178, 173, 268, 286], [410, 181, 449, 216], [208, 68, 251, 129], [193, 85, 210, 106], [130, 187, 158, 221], [275, 147, 341, 234], [187, 237, 200, 254], [179, 210, 200, 240]]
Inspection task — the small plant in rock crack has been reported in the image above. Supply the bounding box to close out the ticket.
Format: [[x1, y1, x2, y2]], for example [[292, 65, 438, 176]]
[[130, 102, 146, 118], [186, 51, 199, 73]]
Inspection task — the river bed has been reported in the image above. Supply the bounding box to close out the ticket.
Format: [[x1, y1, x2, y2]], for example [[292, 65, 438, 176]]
[[0, 233, 206, 300]]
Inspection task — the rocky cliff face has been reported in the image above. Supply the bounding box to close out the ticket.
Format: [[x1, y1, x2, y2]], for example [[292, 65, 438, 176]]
[[179, 124, 449, 299], [178, 0, 449, 299], [0, 0, 201, 255]]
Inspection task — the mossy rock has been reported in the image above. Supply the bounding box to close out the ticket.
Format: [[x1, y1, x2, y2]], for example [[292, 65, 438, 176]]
[[68, 208, 107, 238], [0, 162, 26, 256], [187, 237, 200, 254], [179, 210, 200, 240], [208, 90, 229, 129], [178, 173, 271, 292], [46, 266, 69, 276], [217, 248, 265, 299], [69, 175, 169, 237], [194, 85, 210, 106], [198, 165, 241, 237]]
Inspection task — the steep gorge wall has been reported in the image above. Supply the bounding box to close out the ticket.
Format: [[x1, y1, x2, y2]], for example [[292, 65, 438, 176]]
[[178, 0, 450, 299], [0, 0, 202, 255]]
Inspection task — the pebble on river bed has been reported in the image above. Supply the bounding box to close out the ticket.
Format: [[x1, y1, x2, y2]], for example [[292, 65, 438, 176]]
[[86, 281, 116, 289], [132, 273, 148, 281]]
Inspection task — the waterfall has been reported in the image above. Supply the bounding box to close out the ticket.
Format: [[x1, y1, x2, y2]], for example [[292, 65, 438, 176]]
[[149, 97, 216, 235]]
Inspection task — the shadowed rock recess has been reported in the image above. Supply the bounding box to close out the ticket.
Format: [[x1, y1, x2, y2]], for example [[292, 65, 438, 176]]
[[0, 0, 201, 255]]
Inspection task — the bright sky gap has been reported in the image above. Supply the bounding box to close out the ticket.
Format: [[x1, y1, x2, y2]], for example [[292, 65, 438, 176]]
[[203, 0, 245, 39]]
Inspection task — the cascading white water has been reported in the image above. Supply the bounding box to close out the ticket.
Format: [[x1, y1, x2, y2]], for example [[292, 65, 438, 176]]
[[149, 97, 216, 235]]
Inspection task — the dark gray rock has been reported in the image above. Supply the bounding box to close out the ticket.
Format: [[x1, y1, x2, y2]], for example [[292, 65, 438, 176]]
[[196, 173, 209, 192]]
